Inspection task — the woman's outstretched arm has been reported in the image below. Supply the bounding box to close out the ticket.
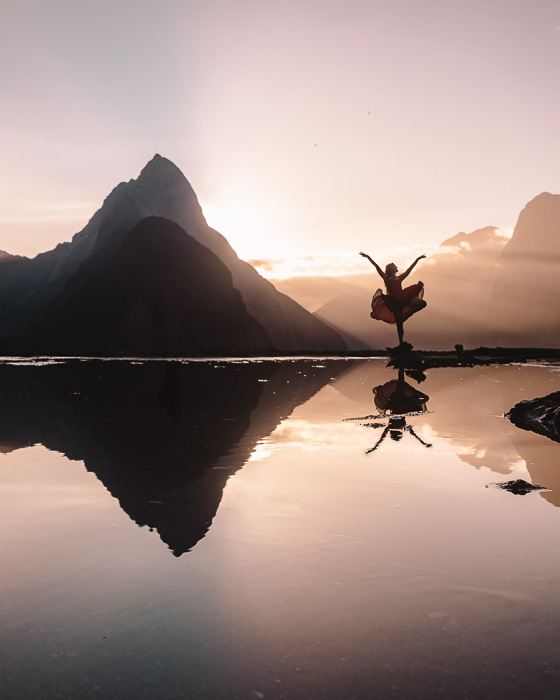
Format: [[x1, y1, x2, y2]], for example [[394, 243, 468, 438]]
[[399, 254, 426, 281], [359, 252, 386, 282]]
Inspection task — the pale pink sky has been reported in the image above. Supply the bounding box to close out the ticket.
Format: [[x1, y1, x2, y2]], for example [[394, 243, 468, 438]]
[[1, 0, 559, 275]]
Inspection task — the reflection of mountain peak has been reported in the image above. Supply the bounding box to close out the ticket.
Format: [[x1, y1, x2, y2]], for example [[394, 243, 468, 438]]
[[0, 359, 346, 556]]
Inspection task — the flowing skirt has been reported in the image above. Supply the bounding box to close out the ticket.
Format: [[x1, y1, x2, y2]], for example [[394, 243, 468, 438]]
[[372, 378, 429, 414], [370, 283, 425, 325]]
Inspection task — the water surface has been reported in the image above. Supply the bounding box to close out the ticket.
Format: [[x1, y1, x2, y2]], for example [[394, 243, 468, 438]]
[[2, 358, 560, 698]]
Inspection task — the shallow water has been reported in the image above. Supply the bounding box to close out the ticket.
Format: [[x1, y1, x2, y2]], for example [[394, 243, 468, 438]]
[[2, 358, 560, 699]]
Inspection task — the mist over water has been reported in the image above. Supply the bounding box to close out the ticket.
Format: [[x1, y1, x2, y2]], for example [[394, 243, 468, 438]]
[[2, 358, 560, 698]]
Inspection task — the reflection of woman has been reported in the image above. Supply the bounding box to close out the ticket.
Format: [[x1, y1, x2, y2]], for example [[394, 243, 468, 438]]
[[359, 252, 427, 345], [367, 367, 431, 453], [372, 369, 429, 416], [366, 417, 432, 453]]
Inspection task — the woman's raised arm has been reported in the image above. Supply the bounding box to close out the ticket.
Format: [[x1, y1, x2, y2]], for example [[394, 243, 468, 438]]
[[399, 254, 426, 281], [359, 252, 387, 282]]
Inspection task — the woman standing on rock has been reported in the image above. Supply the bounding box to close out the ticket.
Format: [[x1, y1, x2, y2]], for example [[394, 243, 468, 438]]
[[359, 252, 427, 346]]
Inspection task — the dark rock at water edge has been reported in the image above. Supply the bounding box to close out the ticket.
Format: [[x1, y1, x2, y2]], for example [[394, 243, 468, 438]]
[[487, 479, 547, 495], [506, 390, 560, 444]]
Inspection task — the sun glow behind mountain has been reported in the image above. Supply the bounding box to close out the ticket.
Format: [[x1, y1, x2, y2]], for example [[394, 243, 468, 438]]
[[201, 190, 450, 279], [200, 189, 292, 261], [247, 244, 446, 280], [2, 2, 559, 268]]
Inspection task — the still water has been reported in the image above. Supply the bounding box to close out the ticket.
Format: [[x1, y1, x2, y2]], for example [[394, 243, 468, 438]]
[[1, 358, 560, 699]]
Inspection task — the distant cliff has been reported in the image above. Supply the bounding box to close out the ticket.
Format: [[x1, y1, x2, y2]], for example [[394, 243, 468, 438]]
[[0, 155, 346, 355], [488, 193, 560, 347]]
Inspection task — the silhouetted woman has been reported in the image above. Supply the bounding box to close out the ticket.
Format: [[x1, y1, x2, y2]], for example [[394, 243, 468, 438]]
[[359, 252, 427, 345]]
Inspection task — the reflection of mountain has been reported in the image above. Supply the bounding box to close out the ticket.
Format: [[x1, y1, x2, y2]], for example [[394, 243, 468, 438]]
[[505, 392, 560, 507], [507, 430, 560, 508], [0, 359, 346, 555], [419, 364, 560, 504], [0, 156, 346, 354]]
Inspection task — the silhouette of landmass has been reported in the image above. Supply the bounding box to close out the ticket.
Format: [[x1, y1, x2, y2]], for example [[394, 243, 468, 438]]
[[0, 155, 346, 354], [488, 193, 560, 347], [25, 217, 271, 355], [0, 358, 347, 555]]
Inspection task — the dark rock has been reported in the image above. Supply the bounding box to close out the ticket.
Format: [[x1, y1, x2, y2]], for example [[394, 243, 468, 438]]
[[488, 479, 547, 495], [506, 391, 560, 444]]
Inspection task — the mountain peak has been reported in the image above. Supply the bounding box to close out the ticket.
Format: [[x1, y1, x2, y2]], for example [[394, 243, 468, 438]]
[[136, 154, 188, 187], [505, 191, 560, 255], [440, 226, 501, 250]]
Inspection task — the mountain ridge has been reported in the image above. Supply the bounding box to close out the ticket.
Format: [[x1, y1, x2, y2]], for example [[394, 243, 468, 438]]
[[0, 156, 347, 354]]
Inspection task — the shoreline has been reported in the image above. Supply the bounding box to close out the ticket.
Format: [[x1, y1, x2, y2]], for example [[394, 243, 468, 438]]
[[1, 346, 560, 366]]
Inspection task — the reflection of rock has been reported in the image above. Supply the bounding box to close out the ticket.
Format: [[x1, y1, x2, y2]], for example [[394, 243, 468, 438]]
[[506, 391, 560, 444], [506, 391, 560, 507], [488, 479, 547, 495], [0, 359, 345, 555]]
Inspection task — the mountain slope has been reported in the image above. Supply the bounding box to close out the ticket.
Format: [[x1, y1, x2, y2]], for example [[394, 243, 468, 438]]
[[25, 217, 272, 355], [488, 193, 560, 346], [0, 156, 346, 352]]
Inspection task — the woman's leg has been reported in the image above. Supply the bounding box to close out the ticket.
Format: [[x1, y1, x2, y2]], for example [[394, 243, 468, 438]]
[[395, 311, 404, 345]]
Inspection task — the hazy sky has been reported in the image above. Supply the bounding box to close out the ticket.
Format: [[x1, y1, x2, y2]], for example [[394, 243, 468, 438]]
[[1, 0, 559, 276]]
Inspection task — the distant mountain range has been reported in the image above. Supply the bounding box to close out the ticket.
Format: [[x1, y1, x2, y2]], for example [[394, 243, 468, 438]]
[[274, 193, 560, 350], [3, 155, 558, 353], [0, 155, 346, 355]]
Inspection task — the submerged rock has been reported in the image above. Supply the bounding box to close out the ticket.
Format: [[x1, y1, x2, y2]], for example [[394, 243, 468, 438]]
[[488, 479, 547, 495], [506, 390, 560, 444]]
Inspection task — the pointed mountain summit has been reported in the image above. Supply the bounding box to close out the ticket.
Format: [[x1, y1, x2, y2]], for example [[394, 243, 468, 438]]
[[0, 156, 346, 354]]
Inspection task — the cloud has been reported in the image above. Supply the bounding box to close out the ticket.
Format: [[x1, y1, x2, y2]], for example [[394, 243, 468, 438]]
[[250, 244, 443, 280], [247, 258, 283, 272]]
